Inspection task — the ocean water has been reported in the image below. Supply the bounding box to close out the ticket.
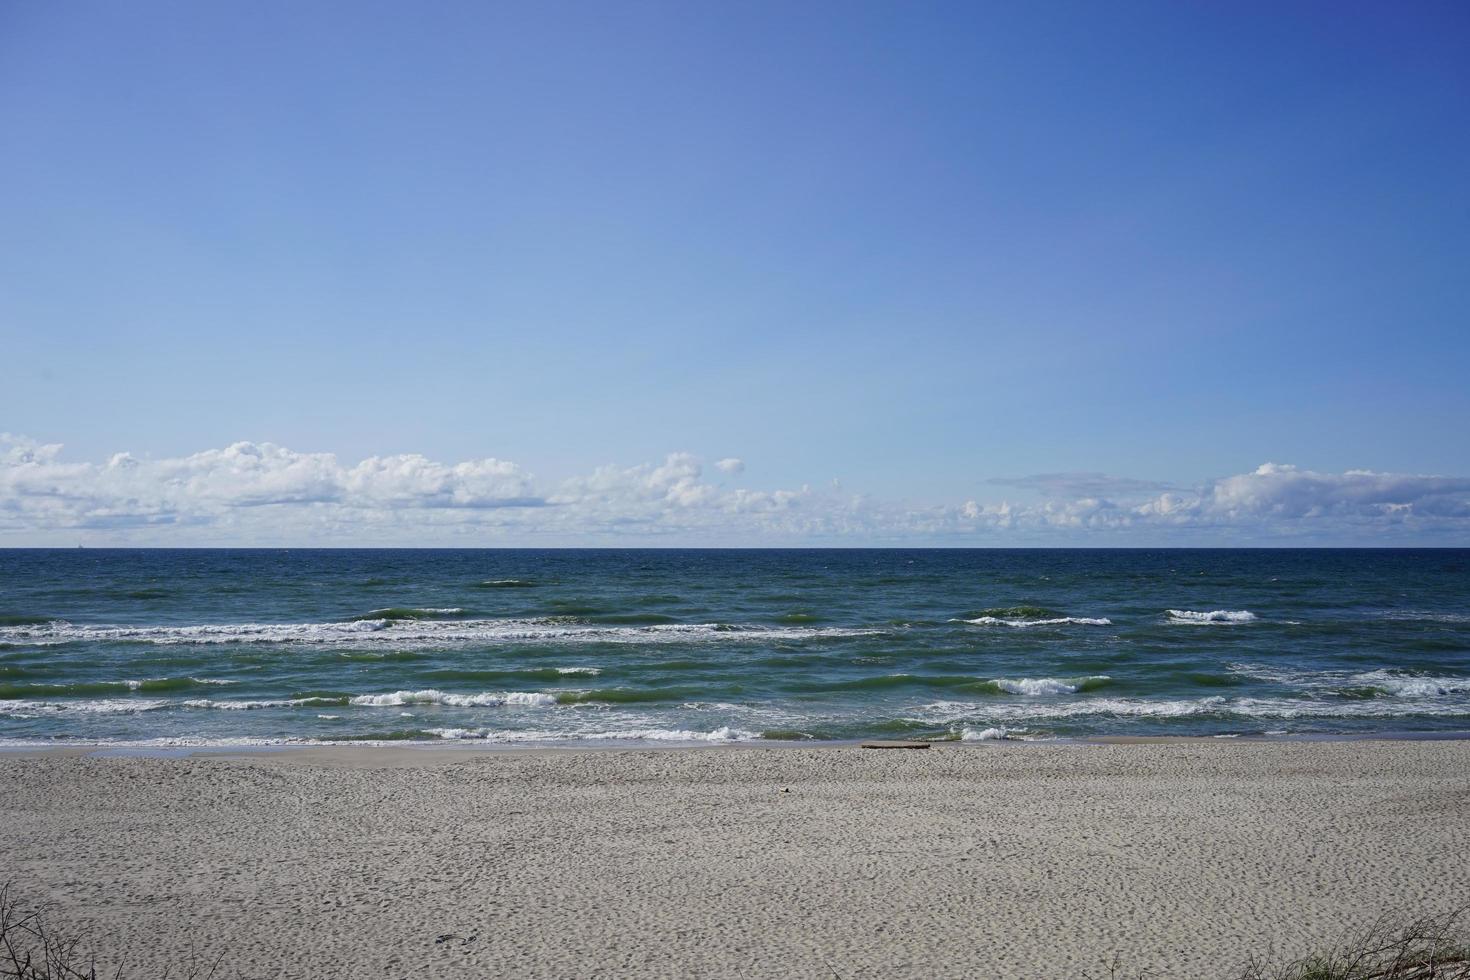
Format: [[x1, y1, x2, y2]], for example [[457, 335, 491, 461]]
[[2, 549, 1467, 746]]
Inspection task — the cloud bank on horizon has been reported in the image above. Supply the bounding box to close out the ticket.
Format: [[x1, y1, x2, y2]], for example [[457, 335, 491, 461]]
[[3, 434, 1468, 546]]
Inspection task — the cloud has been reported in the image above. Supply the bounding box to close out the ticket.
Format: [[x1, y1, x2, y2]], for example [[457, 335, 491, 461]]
[[1136, 463, 1470, 527], [0, 435, 541, 541], [955, 463, 1470, 540], [2, 434, 1468, 544], [985, 472, 1177, 498]]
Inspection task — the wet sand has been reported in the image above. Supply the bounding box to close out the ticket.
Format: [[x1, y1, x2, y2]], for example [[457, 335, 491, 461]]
[[2, 739, 1468, 979]]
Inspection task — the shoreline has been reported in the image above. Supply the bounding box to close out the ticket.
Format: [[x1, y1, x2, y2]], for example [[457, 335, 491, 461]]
[[4, 726, 1470, 763]]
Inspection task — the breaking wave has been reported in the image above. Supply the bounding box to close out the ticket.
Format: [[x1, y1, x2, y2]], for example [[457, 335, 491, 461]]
[[347, 607, 468, 621], [1167, 609, 1258, 624], [1345, 670, 1470, 699], [959, 616, 1112, 628], [986, 676, 1111, 696], [420, 725, 756, 743], [960, 726, 1016, 741], [1229, 663, 1470, 699], [956, 612, 1111, 628], [913, 694, 1470, 724], [0, 618, 885, 648], [348, 689, 558, 708]]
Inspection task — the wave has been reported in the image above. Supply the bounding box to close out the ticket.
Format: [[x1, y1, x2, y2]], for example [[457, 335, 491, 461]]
[[1167, 609, 1257, 624], [182, 696, 348, 710], [960, 726, 1016, 741], [1376, 611, 1470, 624], [590, 613, 680, 626], [807, 674, 1113, 696], [473, 579, 538, 588], [987, 675, 1111, 696], [554, 687, 717, 705], [958, 615, 1112, 628], [912, 693, 1470, 724], [0, 618, 885, 648], [347, 607, 468, 622], [1, 698, 171, 716], [348, 689, 558, 708], [0, 677, 237, 698], [421, 667, 606, 685], [421, 725, 756, 743], [1347, 670, 1470, 699], [1230, 663, 1470, 699], [0, 615, 59, 627], [0, 694, 354, 716], [0, 696, 326, 715], [973, 606, 1053, 619]]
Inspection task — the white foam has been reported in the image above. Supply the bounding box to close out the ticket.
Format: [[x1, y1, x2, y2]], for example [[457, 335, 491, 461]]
[[961, 726, 1013, 741], [583, 726, 756, 742], [1227, 662, 1311, 686], [1350, 670, 1470, 698], [914, 692, 1470, 724], [1167, 609, 1257, 624], [556, 666, 602, 675], [363, 607, 466, 617], [428, 725, 757, 742], [0, 698, 170, 716], [993, 675, 1108, 696], [119, 677, 238, 690], [180, 696, 343, 710], [958, 616, 1112, 628], [0, 693, 325, 715], [426, 727, 480, 739], [0, 735, 311, 749], [0, 618, 883, 648], [348, 689, 558, 708], [1230, 663, 1470, 699], [1377, 611, 1470, 624]]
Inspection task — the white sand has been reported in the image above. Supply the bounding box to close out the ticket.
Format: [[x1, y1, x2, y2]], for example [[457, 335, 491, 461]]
[[2, 740, 1468, 979]]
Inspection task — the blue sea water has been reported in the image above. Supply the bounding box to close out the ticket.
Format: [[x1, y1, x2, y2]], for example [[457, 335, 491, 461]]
[[1, 549, 1467, 746]]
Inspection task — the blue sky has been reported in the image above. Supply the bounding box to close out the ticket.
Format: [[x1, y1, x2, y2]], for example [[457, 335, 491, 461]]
[[2, 1, 1468, 544]]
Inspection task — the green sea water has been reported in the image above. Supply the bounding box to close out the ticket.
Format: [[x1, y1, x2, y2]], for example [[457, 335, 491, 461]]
[[1, 549, 1467, 745]]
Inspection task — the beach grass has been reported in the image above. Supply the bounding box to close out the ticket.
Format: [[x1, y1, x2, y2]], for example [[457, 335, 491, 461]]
[[0, 884, 217, 980], [1234, 907, 1470, 980], [1080, 908, 1470, 980]]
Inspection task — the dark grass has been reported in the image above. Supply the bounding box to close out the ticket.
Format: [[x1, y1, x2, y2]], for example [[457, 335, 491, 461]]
[[0, 885, 217, 980], [1082, 908, 1470, 980]]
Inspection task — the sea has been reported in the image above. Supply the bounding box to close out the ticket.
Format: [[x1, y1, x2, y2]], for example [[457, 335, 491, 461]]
[[2, 549, 1467, 747]]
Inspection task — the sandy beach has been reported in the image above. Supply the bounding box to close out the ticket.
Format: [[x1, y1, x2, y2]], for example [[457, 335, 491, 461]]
[[2, 739, 1467, 979]]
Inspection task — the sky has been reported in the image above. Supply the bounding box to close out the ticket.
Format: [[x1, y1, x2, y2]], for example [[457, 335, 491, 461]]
[[2, 1, 1468, 546]]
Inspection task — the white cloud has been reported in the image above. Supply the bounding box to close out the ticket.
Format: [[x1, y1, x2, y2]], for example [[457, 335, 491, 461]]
[[985, 472, 1176, 498], [2, 434, 1468, 544], [714, 457, 745, 475]]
